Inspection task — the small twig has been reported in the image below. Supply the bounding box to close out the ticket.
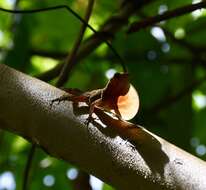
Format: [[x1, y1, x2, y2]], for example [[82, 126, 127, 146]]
[[136, 11, 206, 68], [0, 5, 85, 23], [128, 1, 206, 33], [0, 130, 4, 151], [22, 144, 36, 190], [137, 11, 206, 55], [56, 0, 95, 87], [149, 75, 206, 113], [30, 49, 67, 59]]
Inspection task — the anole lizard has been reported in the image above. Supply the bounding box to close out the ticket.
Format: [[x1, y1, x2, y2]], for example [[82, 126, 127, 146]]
[[51, 73, 139, 122]]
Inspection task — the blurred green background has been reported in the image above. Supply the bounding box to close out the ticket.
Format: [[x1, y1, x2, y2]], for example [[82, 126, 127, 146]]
[[0, 0, 206, 189]]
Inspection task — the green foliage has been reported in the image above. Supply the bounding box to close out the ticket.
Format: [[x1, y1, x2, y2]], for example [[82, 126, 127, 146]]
[[0, 0, 206, 189]]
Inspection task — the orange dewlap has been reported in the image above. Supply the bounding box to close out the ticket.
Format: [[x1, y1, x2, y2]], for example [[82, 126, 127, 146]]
[[117, 84, 139, 120]]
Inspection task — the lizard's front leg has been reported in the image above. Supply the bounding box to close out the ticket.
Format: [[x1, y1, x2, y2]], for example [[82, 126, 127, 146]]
[[50, 93, 71, 106], [51, 93, 88, 107], [85, 99, 102, 126], [85, 101, 96, 126]]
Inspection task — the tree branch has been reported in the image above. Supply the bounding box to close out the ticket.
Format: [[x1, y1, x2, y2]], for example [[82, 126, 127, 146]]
[[30, 49, 67, 59], [128, 1, 206, 33], [1, 64, 206, 190], [22, 144, 36, 190]]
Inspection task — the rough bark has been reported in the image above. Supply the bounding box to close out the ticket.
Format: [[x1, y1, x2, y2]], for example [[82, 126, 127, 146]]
[[0, 64, 206, 190]]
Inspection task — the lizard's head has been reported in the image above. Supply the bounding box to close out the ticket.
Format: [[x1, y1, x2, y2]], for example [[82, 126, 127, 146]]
[[109, 72, 130, 95], [112, 72, 129, 81], [103, 72, 139, 120]]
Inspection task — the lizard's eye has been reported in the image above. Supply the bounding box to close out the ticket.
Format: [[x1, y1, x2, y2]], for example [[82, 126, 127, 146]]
[[114, 73, 121, 78], [113, 73, 129, 80]]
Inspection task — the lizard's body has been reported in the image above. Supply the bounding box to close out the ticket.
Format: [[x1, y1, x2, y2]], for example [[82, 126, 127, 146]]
[[52, 73, 139, 121]]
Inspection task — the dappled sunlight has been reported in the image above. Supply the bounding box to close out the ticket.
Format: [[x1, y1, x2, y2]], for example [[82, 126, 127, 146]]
[[150, 27, 166, 42], [0, 30, 11, 48], [158, 5, 168, 15], [147, 50, 157, 60], [161, 42, 170, 53], [31, 56, 58, 74], [11, 136, 28, 153], [196, 144, 206, 156], [174, 28, 185, 39], [190, 137, 206, 157], [0, 30, 3, 44], [95, 44, 108, 56], [43, 175, 55, 187], [0, 0, 14, 8], [66, 168, 78, 180], [39, 157, 52, 168], [190, 137, 200, 148], [192, 90, 206, 111], [191, 0, 206, 19], [0, 171, 15, 190], [105, 68, 116, 79]]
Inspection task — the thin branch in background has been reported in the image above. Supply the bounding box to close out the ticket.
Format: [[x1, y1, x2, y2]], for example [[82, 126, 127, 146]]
[[161, 28, 201, 55], [160, 27, 206, 68], [148, 75, 206, 113], [161, 27, 205, 65], [128, 1, 206, 33], [0, 129, 4, 150], [162, 27, 206, 58], [135, 11, 206, 65], [30, 49, 67, 59], [27, 48, 206, 67], [0, 5, 127, 73], [56, 0, 95, 87], [22, 144, 36, 190]]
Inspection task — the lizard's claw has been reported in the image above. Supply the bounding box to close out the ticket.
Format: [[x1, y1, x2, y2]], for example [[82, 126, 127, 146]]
[[50, 94, 70, 107], [124, 139, 136, 150], [85, 115, 93, 127], [50, 98, 60, 107]]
